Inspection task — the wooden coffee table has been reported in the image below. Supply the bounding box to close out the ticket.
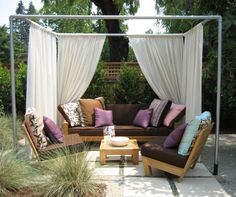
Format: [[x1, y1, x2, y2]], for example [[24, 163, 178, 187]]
[[99, 139, 139, 165]]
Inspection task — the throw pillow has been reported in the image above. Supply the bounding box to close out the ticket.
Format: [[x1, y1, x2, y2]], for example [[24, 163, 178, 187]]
[[43, 116, 64, 143], [196, 111, 212, 130], [133, 108, 153, 128], [163, 103, 186, 127], [79, 97, 105, 126], [178, 117, 201, 156], [94, 108, 113, 127], [149, 99, 172, 127], [163, 123, 188, 148], [58, 102, 84, 127], [24, 107, 48, 149]]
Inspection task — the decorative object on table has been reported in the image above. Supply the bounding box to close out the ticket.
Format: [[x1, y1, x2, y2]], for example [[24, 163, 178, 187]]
[[110, 136, 129, 147], [103, 125, 115, 144]]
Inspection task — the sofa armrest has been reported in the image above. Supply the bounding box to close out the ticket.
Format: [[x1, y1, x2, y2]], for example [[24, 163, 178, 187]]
[[63, 120, 69, 135]]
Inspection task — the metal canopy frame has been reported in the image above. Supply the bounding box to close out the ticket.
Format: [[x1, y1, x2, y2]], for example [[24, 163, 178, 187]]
[[9, 14, 222, 175]]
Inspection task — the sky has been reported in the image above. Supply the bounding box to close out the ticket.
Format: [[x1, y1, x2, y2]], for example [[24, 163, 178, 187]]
[[0, 0, 162, 33]]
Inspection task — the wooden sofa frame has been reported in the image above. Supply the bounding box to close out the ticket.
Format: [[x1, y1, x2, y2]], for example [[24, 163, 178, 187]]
[[142, 122, 214, 182]]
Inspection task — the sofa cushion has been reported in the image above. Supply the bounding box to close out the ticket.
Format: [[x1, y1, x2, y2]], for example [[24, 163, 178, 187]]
[[79, 97, 105, 126], [39, 134, 84, 160], [95, 108, 113, 127], [69, 125, 172, 137], [106, 104, 148, 125], [141, 137, 188, 168], [58, 102, 84, 127], [43, 116, 64, 143], [24, 108, 47, 150], [163, 123, 187, 148], [133, 108, 153, 128], [149, 99, 172, 127], [163, 103, 186, 127]]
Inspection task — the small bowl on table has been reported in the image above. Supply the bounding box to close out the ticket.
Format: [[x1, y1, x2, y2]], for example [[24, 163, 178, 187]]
[[110, 137, 129, 147]]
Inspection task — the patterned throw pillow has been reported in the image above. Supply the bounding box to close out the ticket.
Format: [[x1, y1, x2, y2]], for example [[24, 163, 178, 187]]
[[58, 102, 85, 127], [24, 107, 48, 150], [149, 99, 172, 127], [79, 97, 105, 126]]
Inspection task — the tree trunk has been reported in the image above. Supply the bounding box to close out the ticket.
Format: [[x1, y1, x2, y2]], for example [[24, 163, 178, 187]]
[[91, 0, 129, 61]]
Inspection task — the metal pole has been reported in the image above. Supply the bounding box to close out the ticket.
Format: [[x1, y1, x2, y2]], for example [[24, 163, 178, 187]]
[[10, 14, 221, 21], [214, 16, 222, 175], [9, 16, 17, 148]]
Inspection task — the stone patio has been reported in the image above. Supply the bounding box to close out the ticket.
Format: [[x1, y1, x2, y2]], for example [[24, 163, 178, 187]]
[[87, 151, 230, 197]]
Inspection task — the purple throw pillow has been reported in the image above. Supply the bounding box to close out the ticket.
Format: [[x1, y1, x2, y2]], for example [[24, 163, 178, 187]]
[[164, 123, 187, 148], [43, 116, 63, 143], [95, 108, 113, 127], [133, 108, 153, 128]]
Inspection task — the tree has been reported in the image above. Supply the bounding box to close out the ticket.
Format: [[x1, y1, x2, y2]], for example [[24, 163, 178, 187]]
[[0, 26, 25, 65], [156, 0, 236, 128], [40, 0, 139, 61], [91, 0, 139, 61]]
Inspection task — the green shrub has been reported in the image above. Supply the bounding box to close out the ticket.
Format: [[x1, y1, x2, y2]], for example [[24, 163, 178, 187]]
[[83, 61, 110, 101], [0, 149, 39, 196], [0, 63, 27, 115], [39, 148, 104, 197], [114, 65, 156, 104]]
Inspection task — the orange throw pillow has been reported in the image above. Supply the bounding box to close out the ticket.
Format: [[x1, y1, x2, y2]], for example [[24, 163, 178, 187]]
[[79, 97, 105, 126]]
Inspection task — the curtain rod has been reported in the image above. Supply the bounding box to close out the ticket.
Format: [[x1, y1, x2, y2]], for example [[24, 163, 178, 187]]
[[57, 33, 184, 37], [10, 14, 221, 20]]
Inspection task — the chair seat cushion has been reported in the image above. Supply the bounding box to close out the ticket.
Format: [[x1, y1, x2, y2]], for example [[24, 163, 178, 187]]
[[39, 134, 84, 160], [141, 137, 188, 168]]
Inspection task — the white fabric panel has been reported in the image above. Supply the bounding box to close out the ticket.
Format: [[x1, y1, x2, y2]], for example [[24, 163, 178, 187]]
[[57, 36, 105, 104], [26, 24, 57, 121], [182, 24, 203, 122], [129, 36, 184, 103]]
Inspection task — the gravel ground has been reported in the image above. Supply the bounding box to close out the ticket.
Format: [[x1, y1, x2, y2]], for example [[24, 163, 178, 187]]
[[201, 134, 236, 197]]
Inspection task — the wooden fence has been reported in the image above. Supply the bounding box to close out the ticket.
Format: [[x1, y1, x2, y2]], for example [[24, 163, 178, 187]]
[[104, 62, 139, 81]]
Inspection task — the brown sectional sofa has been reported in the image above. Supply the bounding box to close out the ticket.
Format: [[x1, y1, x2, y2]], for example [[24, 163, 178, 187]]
[[62, 104, 174, 142]]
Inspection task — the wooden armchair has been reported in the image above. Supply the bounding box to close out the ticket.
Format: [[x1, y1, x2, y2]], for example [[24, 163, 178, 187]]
[[22, 121, 84, 161], [141, 122, 214, 182]]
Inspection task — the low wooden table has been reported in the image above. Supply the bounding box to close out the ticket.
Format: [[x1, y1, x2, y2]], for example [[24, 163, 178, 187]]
[[99, 139, 139, 165]]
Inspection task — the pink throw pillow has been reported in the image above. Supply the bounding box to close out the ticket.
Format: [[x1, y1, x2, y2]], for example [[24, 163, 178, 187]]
[[163, 103, 186, 127], [95, 108, 113, 127]]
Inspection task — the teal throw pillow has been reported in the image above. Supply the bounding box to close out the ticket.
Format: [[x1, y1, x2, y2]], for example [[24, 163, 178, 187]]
[[178, 117, 201, 156]]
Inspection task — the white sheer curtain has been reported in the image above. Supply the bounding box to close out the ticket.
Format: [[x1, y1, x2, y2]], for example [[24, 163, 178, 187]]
[[181, 24, 203, 122], [57, 35, 105, 104], [129, 36, 184, 104], [26, 23, 57, 122]]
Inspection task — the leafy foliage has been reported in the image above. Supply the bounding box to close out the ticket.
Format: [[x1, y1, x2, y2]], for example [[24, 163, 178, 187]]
[[83, 62, 110, 100], [0, 63, 27, 115], [114, 65, 156, 104]]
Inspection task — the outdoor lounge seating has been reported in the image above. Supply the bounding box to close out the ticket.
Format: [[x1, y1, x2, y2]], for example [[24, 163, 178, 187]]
[[141, 122, 214, 182], [59, 103, 185, 142], [23, 120, 84, 161]]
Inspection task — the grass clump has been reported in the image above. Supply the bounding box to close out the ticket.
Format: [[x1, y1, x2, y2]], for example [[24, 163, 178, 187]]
[[0, 115, 24, 150], [40, 148, 104, 197], [0, 149, 39, 197]]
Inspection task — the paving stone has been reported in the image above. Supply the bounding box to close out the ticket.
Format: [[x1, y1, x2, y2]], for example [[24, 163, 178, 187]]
[[184, 163, 212, 177], [175, 177, 231, 197], [124, 177, 173, 197]]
